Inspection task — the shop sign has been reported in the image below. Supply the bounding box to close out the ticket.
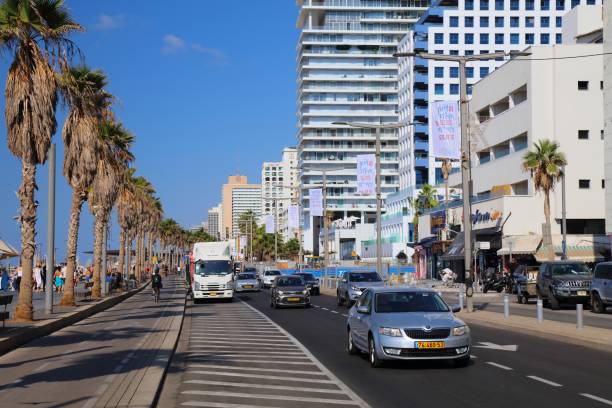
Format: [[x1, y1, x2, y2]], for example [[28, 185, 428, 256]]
[[471, 209, 503, 225], [430, 210, 446, 235]]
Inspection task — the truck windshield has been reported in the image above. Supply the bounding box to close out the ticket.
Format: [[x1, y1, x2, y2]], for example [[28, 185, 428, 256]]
[[195, 261, 232, 276], [551, 264, 591, 276]]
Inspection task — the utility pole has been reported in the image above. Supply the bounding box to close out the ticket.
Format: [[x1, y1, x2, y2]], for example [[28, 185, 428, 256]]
[[561, 165, 568, 260], [274, 198, 278, 263], [323, 170, 328, 280], [45, 143, 56, 315], [375, 126, 383, 278]]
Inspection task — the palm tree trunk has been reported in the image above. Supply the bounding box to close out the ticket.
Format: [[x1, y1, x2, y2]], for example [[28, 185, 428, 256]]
[[147, 234, 153, 268], [136, 232, 144, 282], [14, 160, 37, 322], [126, 234, 132, 278], [61, 190, 85, 306], [118, 229, 126, 282], [543, 191, 554, 260], [92, 213, 105, 298]]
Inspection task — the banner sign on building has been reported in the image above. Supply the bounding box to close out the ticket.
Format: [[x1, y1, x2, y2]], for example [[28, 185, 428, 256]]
[[431, 100, 461, 159], [264, 214, 275, 234], [356, 154, 376, 195], [288, 205, 299, 228], [310, 188, 323, 217]]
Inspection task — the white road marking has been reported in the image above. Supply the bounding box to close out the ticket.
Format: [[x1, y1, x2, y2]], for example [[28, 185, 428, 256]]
[[33, 362, 50, 372], [313, 305, 321, 308], [127, 352, 135, 358], [187, 370, 333, 383], [342, 314, 348, 317], [189, 340, 296, 347], [112, 364, 124, 373], [187, 364, 323, 376], [185, 357, 316, 366], [181, 390, 357, 405], [331, 310, 339, 314], [187, 351, 308, 358], [120, 358, 130, 365], [13, 379, 22, 384], [184, 379, 345, 394], [474, 342, 518, 352], [486, 362, 513, 371], [580, 394, 612, 406], [321, 307, 329, 310], [470, 355, 478, 359], [181, 402, 294, 408], [190, 335, 291, 343], [526, 376, 562, 387]]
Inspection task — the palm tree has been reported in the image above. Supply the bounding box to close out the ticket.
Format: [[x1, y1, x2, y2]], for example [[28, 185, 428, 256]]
[[522, 139, 567, 260], [89, 121, 134, 298], [58, 66, 112, 306], [410, 184, 439, 243], [1, 0, 82, 321]]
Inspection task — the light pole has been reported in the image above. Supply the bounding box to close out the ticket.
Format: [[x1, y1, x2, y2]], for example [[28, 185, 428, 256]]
[[561, 165, 568, 260], [393, 50, 516, 312], [332, 121, 413, 279]]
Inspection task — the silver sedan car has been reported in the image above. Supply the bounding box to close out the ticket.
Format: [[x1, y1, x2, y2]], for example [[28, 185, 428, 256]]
[[235, 272, 260, 293], [347, 287, 470, 368]]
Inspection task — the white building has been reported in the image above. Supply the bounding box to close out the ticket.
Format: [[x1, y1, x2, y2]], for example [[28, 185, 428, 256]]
[[207, 204, 222, 239], [296, 0, 430, 253], [262, 147, 298, 241], [604, 2, 612, 237], [231, 187, 261, 238]]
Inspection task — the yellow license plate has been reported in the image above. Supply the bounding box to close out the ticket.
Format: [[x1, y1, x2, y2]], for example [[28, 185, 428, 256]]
[[208, 292, 217, 296], [578, 290, 587, 296], [416, 341, 445, 349], [287, 297, 300, 302], [243, 285, 253, 289]]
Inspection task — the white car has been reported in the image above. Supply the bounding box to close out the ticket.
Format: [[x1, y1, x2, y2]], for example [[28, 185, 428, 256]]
[[235, 272, 260, 292], [262, 270, 282, 288]]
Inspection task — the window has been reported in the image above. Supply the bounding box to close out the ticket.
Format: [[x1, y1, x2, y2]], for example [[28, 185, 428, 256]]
[[495, 16, 504, 27], [526, 0, 535, 9], [450, 50, 459, 55], [495, 0, 504, 9], [578, 81, 589, 90], [556, 16, 562, 27], [541, 0, 550, 9], [480, 0, 489, 9], [467, 84, 473, 95], [435, 84, 444, 95], [465, 0, 474, 9], [556, 0, 565, 10], [602, 130, 605, 139], [510, 0, 519, 9], [510, 16, 519, 27], [587, 0, 596, 3], [465, 49, 474, 55], [556, 33, 562, 43], [541, 33, 550, 44], [465, 33, 474, 44], [467, 67, 474, 78], [480, 33, 489, 44], [435, 50, 444, 54], [450, 84, 459, 95], [480, 16, 489, 27], [510, 33, 519, 44], [525, 33, 534, 44], [450, 16, 459, 27], [480, 66, 489, 77], [465, 16, 474, 27], [602, 179, 605, 189], [434, 66, 444, 78], [495, 33, 504, 44], [579, 179, 590, 189], [601, 81, 604, 90], [450, 67, 459, 78], [435, 33, 444, 44], [541, 16, 550, 27], [525, 16, 535, 27], [578, 130, 589, 139], [571, 0, 579, 7], [450, 33, 459, 44]]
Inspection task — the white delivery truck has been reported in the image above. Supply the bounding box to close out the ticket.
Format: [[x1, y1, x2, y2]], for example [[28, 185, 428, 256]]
[[191, 241, 234, 302]]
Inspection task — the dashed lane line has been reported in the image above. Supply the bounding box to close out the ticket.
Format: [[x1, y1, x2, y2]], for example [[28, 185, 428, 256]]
[[322, 307, 329, 311], [181, 390, 360, 405], [485, 362, 513, 371], [331, 310, 339, 314], [580, 393, 612, 406], [184, 380, 347, 394], [526, 376, 562, 387]]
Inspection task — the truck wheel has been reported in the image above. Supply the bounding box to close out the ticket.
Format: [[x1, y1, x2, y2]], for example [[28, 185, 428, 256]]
[[592, 293, 605, 314]]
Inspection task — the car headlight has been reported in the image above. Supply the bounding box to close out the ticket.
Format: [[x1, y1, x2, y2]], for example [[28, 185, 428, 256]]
[[350, 285, 360, 292], [302, 289, 309, 295], [452, 325, 468, 336], [379, 327, 403, 337], [277, 290, 284, 295]]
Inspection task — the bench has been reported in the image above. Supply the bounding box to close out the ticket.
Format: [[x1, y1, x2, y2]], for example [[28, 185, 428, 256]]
[[75, 281, 94, 301], [0, 294, 13, 328]]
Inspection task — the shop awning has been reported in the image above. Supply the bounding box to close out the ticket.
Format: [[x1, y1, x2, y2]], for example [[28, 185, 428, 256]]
[[534, 235, 610, 262], [497, 235, 542, 256], [441, 232, 465, 261]]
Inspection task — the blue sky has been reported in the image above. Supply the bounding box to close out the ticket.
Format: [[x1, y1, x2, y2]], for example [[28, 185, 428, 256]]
[[0, 1, 298, 263]]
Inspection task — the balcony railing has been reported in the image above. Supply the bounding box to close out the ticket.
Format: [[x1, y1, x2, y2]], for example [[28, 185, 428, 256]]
[[309, 0, 414, 8]]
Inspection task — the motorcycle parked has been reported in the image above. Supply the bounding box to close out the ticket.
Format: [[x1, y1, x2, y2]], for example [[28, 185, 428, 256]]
[[482, 269, 513, 293]]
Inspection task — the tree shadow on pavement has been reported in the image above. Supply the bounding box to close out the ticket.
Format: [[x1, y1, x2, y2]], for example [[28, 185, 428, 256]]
[[0, 345, 110, 370]]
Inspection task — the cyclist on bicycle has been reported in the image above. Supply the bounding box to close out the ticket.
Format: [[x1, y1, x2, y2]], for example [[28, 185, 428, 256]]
[[152, 269, 163, 301]]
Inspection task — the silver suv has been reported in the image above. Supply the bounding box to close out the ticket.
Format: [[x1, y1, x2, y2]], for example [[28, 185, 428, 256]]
[[337, 271, 384, 307], [591, 262, 612, 313]]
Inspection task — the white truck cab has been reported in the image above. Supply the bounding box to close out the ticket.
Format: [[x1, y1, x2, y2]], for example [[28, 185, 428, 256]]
[[191, 241, 234, 301]]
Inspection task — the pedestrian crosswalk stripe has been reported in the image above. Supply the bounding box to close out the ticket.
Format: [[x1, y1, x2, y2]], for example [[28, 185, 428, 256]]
[[187, 370, 334, 383], [184, 357, 316, 366], [187, 364, 324, 375], [184, 380, 346, 394], [181, 390, 359, 405]]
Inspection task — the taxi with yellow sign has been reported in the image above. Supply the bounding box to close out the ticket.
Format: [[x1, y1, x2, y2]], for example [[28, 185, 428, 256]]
[[346, 287, 471, 368]]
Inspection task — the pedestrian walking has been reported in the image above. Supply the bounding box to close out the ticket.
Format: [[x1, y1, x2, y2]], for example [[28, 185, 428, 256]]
[[0, 267, 9, 291], [54, 266, 62, 292], [14, 266, 22, 292], [33, 263, 42, 291], [41, 263, 47, 292]]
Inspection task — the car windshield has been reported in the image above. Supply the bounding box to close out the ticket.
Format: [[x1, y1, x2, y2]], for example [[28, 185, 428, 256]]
[[195, 260, 232, 277], [277, 277, 304, 287], [244, 267, 256, 272], [238, 273, 256, 280], [551, 263, 591, 276], [349, 272, 381, 283], [298, 273, 315, 280], [265, 270, 281, 276], [375, 292, 450, 313]]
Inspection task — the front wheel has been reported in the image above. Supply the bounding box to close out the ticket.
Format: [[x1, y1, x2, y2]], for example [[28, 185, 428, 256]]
[[592, 293, 605, 314], [347, 328, 358, 355], [337, 292, 344, 306], [549, 290, 561, 310], [368, 336, 383, 368]]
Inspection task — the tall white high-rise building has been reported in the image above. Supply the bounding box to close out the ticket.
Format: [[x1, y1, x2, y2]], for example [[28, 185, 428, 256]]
[[261, 147, 299, 241], [296, 0, 430, 252], [207, 204, 222, 239]]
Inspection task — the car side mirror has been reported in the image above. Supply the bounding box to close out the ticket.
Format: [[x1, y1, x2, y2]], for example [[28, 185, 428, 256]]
[[451, 305, 461, 313], [357, 305, 370, 314]]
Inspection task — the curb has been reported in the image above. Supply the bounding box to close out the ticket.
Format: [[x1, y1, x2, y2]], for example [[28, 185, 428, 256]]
[[0, 283, 150, 357]]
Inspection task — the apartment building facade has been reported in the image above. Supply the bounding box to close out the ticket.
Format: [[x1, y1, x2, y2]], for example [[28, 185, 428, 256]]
[[221, 175, 261, 239], [206, 204, 222, 239]]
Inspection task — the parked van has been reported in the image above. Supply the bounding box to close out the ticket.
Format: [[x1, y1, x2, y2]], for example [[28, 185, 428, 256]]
[[591, 262, 612, 313]]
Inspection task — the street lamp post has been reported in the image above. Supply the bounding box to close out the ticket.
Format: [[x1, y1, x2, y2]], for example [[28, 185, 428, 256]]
[[394, 50, 513, 312]]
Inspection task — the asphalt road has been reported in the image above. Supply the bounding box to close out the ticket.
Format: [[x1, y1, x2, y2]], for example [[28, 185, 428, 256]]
[[0, 275, 184, 408], [234, 289, 612, 408]]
